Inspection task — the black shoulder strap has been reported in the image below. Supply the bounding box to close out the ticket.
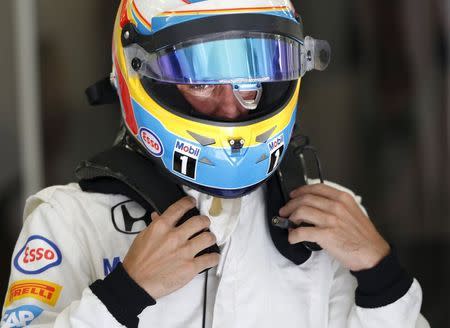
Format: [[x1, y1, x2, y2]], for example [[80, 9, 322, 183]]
[[75, 145, 219, 256], [85, 76, 119, 106], [76, 146, 183, 213], [266, 141, 313, 265]]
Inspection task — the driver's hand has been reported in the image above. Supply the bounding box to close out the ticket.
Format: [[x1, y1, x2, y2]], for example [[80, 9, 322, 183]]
[[280, 183, 390, 271], [123, 196, 219, 299]]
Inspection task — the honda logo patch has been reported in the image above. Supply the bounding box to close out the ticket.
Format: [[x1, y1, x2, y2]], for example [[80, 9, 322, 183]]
[[111, 200, 151, 234]]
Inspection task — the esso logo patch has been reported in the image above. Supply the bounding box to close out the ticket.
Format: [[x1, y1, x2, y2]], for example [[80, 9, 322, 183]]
[[140, 128, 164, 157], [13, 235, 62, 274]]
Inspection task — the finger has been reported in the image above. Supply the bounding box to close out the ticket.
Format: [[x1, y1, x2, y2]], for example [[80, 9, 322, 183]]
[[288, 205, 337, 228], [150, 211, 159, 221], [186, 232, 217, 257], [176, 215, 211, 241], [291, 183, 342, 200], [193, 252, 220, 272], [280, 194, 335, 217], [160, 196, 197, 227], [291, 184, 362, 218], [288, 226, 325, 245]]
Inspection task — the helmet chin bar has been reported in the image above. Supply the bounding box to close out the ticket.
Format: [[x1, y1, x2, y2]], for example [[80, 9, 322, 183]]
[[231, 83, 263, 110]]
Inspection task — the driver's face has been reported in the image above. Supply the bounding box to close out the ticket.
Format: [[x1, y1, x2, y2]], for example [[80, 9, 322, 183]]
[[177, 84, 257, 120]]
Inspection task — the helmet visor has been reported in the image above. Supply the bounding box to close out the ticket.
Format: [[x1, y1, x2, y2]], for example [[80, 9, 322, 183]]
[[125, 31, 316, 84]]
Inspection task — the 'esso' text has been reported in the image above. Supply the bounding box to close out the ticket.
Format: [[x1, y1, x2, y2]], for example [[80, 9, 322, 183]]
[[24, 247, 55, 263], [140, 128, 164, 157]]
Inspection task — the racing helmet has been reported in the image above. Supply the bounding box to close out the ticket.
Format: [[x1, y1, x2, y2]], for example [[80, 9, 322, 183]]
[[112, 0, 330, 198]]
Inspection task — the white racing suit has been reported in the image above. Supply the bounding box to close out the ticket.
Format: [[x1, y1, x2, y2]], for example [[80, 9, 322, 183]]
[[1, 182, 429, 327]]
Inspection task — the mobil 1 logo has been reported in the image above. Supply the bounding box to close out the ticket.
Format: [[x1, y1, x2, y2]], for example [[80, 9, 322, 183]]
[[267, 134, 285, 174], [173, 140, 201, 179]]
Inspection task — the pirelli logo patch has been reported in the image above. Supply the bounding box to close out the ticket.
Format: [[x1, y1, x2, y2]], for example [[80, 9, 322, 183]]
[[5, 279, 62, 307]]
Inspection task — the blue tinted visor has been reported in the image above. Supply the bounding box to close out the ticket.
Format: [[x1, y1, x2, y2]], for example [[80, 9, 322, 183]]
[[125, 32, 306, 84]]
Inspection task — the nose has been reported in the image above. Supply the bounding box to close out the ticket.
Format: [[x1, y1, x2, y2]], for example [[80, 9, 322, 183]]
[[215, 85, 246, 119]]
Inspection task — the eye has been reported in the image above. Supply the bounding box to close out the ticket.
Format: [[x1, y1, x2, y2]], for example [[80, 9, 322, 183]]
[[184, 84, 216, 97], [188, 84, 214, 91]]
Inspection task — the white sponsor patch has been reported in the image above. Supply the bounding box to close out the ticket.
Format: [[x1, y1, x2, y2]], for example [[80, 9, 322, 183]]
[[174, 140, 201, 159], [2, 305, 43, 327], [140, 128, 164, 157], [267, 134, 285, 174], [14, 235, 62, 274]]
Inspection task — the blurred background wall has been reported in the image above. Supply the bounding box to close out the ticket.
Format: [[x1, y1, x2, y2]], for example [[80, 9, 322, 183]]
[[0, 0, 448, 325]]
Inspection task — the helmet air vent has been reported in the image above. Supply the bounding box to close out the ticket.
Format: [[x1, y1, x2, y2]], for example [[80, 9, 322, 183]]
[[256, 153, 269, 163], [187, 131, 216, 146], [199, 157, 215, 166], [256, 126, 277, 143]]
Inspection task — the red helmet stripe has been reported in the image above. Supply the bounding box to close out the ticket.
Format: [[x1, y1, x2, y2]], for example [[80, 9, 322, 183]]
[[120, 0, 131, 28], [115, 57, 138, 134]]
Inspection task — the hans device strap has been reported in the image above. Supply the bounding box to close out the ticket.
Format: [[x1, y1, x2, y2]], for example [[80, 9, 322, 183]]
[[85, 76, 119, 106], [75, 145, 220, 257], [75, 138, 322, 266], [265, 138, 324, 266]]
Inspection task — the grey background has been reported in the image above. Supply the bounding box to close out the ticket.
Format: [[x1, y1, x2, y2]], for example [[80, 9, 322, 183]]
[[0, 0, 448, 326]]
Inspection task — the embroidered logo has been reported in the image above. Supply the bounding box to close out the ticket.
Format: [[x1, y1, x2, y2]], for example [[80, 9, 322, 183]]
[[111, 200, 151, 234], [103, 257, 121, 276], [13, 235, 62, 274], [5, 280, 62, 307], [1, 305, 43, 327]]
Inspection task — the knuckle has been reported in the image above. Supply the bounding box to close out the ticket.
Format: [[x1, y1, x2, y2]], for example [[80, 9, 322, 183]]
[[171, 202, 183, 214], [301, 194, 313, 203], [191, 216, 209, 231], [295, 205, 309, 218], [204, 232, 216, 245], [197, 216, 210, 228], [209, 253, 220, 265], [202, 216, 211, 227], [150, 211, 159, 221], [190, 216, 202, 229], [338, 191, 353, 203], [180, 246, 193, 258], [288, 231, 298, 244], [323, 228, 334, 240], [167, 232, 181, 246], [169, 197, 194, 215], [293, 206, 304, 217], [331, 202, 344, 214], [182, 196, 196, 208], [287, 233, 294, 244], [203, 253, 220, 268], [290, 209, 302, 223], [290, 228, 301, 240], [185, 261, 197, 273], [160, 219, 174, 231], [151, 219, 168, 234], [327, 214, 338, 226]]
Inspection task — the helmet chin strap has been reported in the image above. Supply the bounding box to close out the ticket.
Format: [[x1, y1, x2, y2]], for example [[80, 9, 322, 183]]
[[231, 83, 263, 110]]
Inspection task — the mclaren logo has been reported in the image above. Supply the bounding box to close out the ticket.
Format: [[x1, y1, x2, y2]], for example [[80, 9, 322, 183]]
[[111, 200, 151, 234]]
